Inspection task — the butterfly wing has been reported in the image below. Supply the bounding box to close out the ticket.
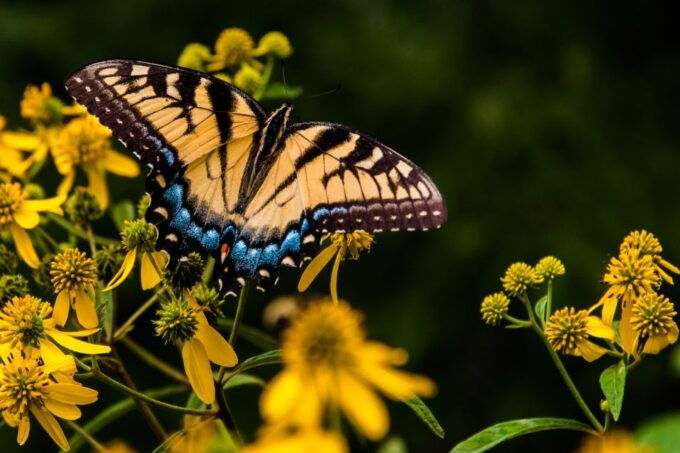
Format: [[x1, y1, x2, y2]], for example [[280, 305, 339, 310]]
[[216, 122, 446, 295], [65, 60, 266, 264]]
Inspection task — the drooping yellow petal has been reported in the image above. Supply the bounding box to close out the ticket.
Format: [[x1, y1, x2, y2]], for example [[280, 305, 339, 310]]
[[104, 149, 140, 177], [260, 369, 303, 422], [53, 290, 71, 326], [10, 223, 40, 268], [601, 295, 618, 326], [337, 371, 389, 441], [44, 398, 81, 420], [182, 338, 215, 404], [57, 170, 75, 199], [141, 251, 165, 290], [643, 324, 679, 354], [619, 302, 637, 356], [74, 289, 98, 329], [39, 340, 77, 375], [330, 244, 345, 304], [577, 340, 609, 362], [22, 195, 66, 214], [47, 329, 110, 355], [195, 321, 238, 367], [1, 131, 41, 149], [298, 243, 341, 292], [29, 404, 69, 451], [360, 363, 436, 400], [17, 415, 30, 446], [12, 206, 40, 229], [85, 165, 109, 209], [47, 384, 98, 405], [104, 249, 137, 291], [585, 316, 615, 341]]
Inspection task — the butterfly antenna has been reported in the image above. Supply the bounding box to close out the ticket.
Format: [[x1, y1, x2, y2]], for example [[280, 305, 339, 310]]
[[281, 59, 289, 99], [297, 84, 342, 102]]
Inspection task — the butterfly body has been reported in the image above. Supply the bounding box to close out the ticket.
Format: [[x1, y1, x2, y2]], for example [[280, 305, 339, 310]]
[[65, 60, 446, 296]]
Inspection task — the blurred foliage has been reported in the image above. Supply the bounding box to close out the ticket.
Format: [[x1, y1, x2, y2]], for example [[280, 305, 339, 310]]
[[1, 0, 679, 451]]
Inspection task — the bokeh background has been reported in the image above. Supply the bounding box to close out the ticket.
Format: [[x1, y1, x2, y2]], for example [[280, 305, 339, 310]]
[[2, 0, 680, 451]]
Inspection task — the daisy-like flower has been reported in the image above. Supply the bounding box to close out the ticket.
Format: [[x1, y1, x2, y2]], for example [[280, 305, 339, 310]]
[[592, 247, 660, 326], [0, 348, 98, 450], [501, 262, 543, 296], [177, 43, 213, 71], [234, 63, 263, 94], [207, 28, 257, 71], [534, 256, 566, 281], [20, 83, 65, 125], [480, 293, 510, 326], [626, 293, 678, 355], [260, 299, 435, 441], [620, 229, 680, 284], [298, 232, 374, 304], [0, 295, 110, 368], [253, 31, 293, 59], [545, 307, 615, 362], [52, 115, 139, 208], [0, 115, 41, 178], [105, 219, 167, 291], [50, 248, 99, 329], [154, 296, 237, 404], [0, 181, 64, 268], [244, 428, 347, 453]]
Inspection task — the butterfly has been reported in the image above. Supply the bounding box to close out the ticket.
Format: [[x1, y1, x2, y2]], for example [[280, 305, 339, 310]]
[[65, 60, 446, 296]]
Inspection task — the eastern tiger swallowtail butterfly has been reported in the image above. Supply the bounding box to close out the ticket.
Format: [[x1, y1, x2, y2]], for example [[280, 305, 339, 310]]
[[65, 60, 446, 296]]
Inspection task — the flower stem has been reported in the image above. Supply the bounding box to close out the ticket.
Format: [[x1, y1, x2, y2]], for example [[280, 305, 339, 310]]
[[64, 420, 107, 453], [113, 290, 162, 341], [34, 226, 59, 251], [215, 381, 243, 447], [47, 213, 117, 245], [119, 336, 188, 384], [229, 283, 250, 346], [521, 294, 605, 433]]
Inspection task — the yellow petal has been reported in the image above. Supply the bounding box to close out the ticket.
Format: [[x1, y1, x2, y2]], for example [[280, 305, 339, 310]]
[[643, 324, 678, 355], [74, 289, 98, 329], [360, 363, 436, 400], [10, 223, 40, 268], [585, 316, 615, 341], [47, 383, 98, 405], [577, 340, 608, 362], [53, 290, 71, 326], [59, 327, 101, 338], [141, 251, 165, 290], [57, 170, 75, 198], [182, 338, 215, 404], [86, 165, 109, 209], [44, 398, 81, 420], [298, 243, 340, 292], [104, 249, 137, 291], [105, 149, 140, 177], [17, 415, 30, 446], [39, 340, 76, 375], [29, 405, 69, 451], [330, 245, 344, 304], [601, 296, 618, 326], [337, 371, 389, 441], [619, 302, 637, 356], [260, 370, 303, 423], [195, 322, 238, 367], [1, 131, 41, 149], [23, 195, 66, 214], [47, 329, 110, 355], [12, 206, 40, 229]]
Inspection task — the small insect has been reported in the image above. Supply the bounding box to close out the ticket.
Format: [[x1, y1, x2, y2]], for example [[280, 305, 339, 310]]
[[65, 60, 446, 296]]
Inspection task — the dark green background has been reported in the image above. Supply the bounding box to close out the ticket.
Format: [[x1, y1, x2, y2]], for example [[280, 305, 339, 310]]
[[1, 1, 679, 452]]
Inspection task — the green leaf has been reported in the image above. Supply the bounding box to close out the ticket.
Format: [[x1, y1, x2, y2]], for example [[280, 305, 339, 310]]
[[534, 295, 548, 322], [449, 418, 594, 453], [186, 372, 265, 409], [151, 430, 185, 453], [403, 396, 445, 439], [599, 360, 626, 421], [218, 318, 279, 350], [227, 350, 282, 380], [111, 200, 136, 231], [636, 412, 680, 453], [260, 82, 303, 100], [99, 289, 114, 340]]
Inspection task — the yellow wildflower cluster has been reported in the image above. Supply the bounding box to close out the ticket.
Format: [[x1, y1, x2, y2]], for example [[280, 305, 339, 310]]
[[177, 28, 293, 95]]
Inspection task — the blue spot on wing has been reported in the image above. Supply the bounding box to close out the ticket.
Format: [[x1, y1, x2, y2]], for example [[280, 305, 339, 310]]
[[201, 229, 220, 252], [160, 147, 175, 166], [163, 184, 184, 215], [313, 208, 330, 222]]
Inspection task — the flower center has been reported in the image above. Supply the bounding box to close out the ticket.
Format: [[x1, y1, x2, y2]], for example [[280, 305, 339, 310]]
[[0, 183, 26, 227], [50, 248, 97, 292], [0, 296, 51, 348], [0, 353, 50, 416], [546, 308, 588, 353], [154, 300, 199, 344], [631, 294, 677, 337]]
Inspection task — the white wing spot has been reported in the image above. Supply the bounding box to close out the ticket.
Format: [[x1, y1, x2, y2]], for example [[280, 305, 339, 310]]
[[419, 211, 428, 217]]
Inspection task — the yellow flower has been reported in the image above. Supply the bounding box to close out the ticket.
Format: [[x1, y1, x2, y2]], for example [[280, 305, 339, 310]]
[[260, 300, 435, 441], [105, 219, 166, 291], [480, 293, 510, 326], [50, 248, 99, 329], [0, 116, 41, 178], [578, 430, 654, 453], [545, 307, 615, 362], [20, 83, 65, 125], [253, 31, 293, 59], [0, 295, 110, 367], [234, 63, 263, 94], [52, 115, 139, 208], [501, 262, 542, 296], [154, 297, 237, 404], [621, 229, 680, 284], [208, 28, 256, 71], [627, 293, 678, 355], [0, 181, 64, 268], [298, 232, 374, 304], [244, 428, 347, 453], [535, 256, 566, 281], [169, 415, 220, 453], [177, 43, 213, 71], [101, 439, 138, 453], [0, 348, 98, 451], [593, 247, 659, 326]]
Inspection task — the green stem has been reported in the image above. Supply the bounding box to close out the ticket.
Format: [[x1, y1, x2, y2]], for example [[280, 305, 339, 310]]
[[119, 336, 188, 384], [503, 313, 531, 327], [113, 290, 162, 341], [86, 225, 97, 257], [520, 294, 605, 433], [47, 213, 117, 245], [545, 280, 554, 326], [64, 420, 107, 453], [76, 359, 216, 416], [253, 55, 274, 101], [202, 256, 215, 283], [215, 381, 243, 447], [229, 283, 250, 346], [34, 226, 59, 251]]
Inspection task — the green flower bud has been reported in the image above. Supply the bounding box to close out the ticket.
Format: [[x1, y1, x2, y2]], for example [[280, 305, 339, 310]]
[[121, 219, 156, 252], [136, 194, 150, 219], [171, 252, 205, 290], [32, 253, 56, 293], [0, 274, 30, 305], [191, 283, 223, 322], [65, 187, 104, 226], [0, 244, 18, 274], [154, 299, 198, 344], [94, 244, 125, 282]]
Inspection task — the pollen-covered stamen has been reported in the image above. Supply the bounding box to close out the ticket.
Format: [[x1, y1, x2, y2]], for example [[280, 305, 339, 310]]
[[631, 293, 677, 338], [545, 307, 589, 354], [535, 256, 566, 281], [0, 295, 51, 348], [49, 248, 97, 293], [0, 352, 50, 416], [501, 262, 542, 296], [604, 248, 660, 295], [154, 299, 199, 344], [480, 293, 510, 326], [53, 115, 111, 170], [0, 182, 27, 227]]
